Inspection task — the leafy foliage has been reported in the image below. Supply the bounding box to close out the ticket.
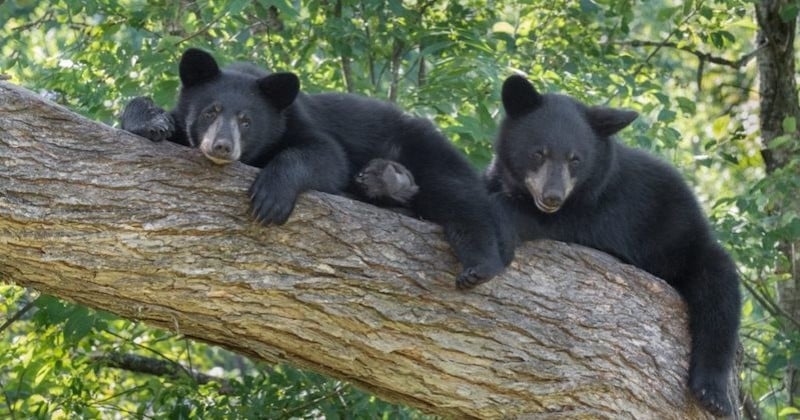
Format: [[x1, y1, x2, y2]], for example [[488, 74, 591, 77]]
[[1, 0, 798, 417]]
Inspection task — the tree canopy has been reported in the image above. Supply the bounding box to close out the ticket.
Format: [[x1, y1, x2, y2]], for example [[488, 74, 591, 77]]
[[1, 0, 798, 418]]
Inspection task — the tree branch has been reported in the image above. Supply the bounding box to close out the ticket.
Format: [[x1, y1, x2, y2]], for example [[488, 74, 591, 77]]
[[621, 39, 762, 69], [334, 0, 355, 93], [91, 352, 235, 394], [388, 39, 404, 102], [0, 81, 724, 418], [0, 300, 35, 335]]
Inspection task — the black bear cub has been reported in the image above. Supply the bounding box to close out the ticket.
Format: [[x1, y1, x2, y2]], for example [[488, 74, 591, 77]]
[[120, 48, 509, 288], [486, 75, 741, 417]]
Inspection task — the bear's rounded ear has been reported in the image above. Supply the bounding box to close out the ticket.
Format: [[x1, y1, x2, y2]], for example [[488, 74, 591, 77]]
[[502, 75, 542, 118], [179, 48, 221, 88], [258, 72, 300, 111], [586, 107, 639, 137]]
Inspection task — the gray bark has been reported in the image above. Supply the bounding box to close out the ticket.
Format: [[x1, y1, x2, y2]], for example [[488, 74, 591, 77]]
[[0, 81, 719, 418]]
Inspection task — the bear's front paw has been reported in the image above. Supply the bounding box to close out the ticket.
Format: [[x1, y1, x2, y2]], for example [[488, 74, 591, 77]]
[[249, 173, 299, 226], [120, 97, 175, 142], [455, 259, 504, 290], [690, 368, 733, 417]]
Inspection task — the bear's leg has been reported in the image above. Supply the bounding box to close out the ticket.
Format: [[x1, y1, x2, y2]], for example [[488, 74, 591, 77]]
[[120, 97, 176, 143], [489, 196, 518, 267], [250, 131, 348, 225], [409, 170, 507, 288], [679, 244, 740, 417]]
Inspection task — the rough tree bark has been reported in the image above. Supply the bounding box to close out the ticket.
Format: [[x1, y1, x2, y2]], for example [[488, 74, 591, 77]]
[[0, 82, 723, 418]]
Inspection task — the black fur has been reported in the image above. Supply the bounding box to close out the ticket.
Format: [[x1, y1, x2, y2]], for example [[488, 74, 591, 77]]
[[487, 75, 741, 417], [354, 158, 420, 207], [120, 97, 175, 143], [120, 48, 509, 288]]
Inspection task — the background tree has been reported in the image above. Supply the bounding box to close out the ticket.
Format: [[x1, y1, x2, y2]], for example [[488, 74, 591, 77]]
[[1, 0, 798, 417]]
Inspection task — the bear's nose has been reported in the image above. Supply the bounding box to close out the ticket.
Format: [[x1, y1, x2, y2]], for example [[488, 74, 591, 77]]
[[543, 194, 563, 208], [212, 139, 232, 155]]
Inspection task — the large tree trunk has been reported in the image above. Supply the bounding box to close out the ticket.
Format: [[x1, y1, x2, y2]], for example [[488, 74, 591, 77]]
[[0, 81, 722, 418], [755, 0, 800, 405]]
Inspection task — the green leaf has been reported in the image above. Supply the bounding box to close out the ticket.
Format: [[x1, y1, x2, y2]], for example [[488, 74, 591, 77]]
[[653, 92, 670, 106], [766, 353, 788, 374], [710, 32, 723, 48], [657, 6, 680, 21], [63, 306, 94, 344], [712, 115, 730, 137], [720, 152, 739, 165], [259, 0, 298, 18], [779, 218, 800, 238], [492, 21, 515, 35], [742, 299, 753, 317], [657, 108, 676, 122], [768, 134, 793, 149], [33, 295, 71, 325], [780, 3, 799, 22], [779, 407, 800, 417], [782, 116, 796, 133], [682, 0, 694, 16], [228, 0, 250, 15], [676, 97, 696, 114], [580, 0, 600, 13]]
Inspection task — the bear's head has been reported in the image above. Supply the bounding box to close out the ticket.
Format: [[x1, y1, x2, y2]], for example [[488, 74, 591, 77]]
[[176, 48, 299, 166], [496, 75, 638, 213]]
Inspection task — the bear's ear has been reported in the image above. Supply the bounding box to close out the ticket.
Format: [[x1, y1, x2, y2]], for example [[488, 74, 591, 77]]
[[586, 107, 638, 137], [502, 75, 543, 118], [179, 48, 221, 88], [258, 72, 300, 110]]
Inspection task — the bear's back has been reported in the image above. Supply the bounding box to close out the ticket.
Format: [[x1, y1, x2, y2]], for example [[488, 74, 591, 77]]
[[301, 93, 440, 166]]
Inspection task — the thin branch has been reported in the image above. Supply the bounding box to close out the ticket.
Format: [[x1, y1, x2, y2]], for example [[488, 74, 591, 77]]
[[93, 403, 155, 419], [280, 384, 346, 418], [696, 57, 705, 90], [417, 51, 426, 88], [91, 352, 235, 394], [169, 12, 227, 49], [183, 337, 194, 376], [90, 384, 148, 405], [742, 276, 800, 329], [102, 329, 197, 381], [334, 0, 355, 93], [620, 39, 765, 69], [357, 1, 377, 88], [388, 39, 404, 102], [739, 387, 763, 420], [629, 8, 699, 78], [415, 0, 433, 88], [0, 378, 16, 420], [0, 300, 35, 335], [10, 11, 52, 32]]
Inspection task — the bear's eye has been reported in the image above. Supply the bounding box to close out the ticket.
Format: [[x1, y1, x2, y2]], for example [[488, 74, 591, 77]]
[[531, 151, 545, 161], [569, 156, 581, 167], [239, 115, 251, 129], [203, 104, 222, 120]]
